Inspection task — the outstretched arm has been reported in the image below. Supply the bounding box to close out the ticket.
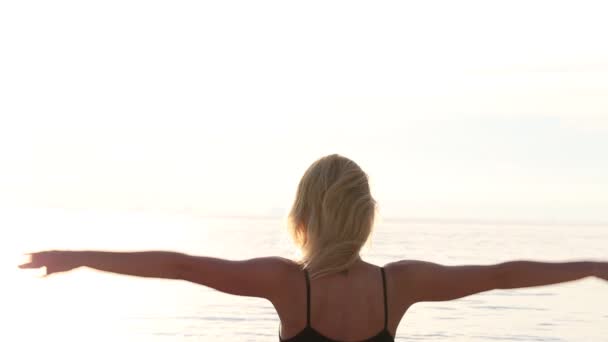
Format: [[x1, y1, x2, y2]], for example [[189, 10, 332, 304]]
[[19, 251, 293, 300], [388, 260, 607, 304]]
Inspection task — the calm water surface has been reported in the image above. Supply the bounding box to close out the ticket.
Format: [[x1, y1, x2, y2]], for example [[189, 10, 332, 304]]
[[2, 208, 607, 341]]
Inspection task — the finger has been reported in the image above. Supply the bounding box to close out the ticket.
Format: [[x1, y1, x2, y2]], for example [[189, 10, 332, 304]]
[[45, 265, 60, 276], [21, 253, 38, 264], [19, 256, 43, 268], [39, 270, 52, 279], [24, 252, 43, 258]]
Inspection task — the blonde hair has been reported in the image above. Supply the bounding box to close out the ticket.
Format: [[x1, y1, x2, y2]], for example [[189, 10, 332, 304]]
[[288, 154, 377, 279]]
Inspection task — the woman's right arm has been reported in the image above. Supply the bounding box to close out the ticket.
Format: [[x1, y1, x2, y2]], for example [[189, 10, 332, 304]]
[[387, 260, 606, 304], [19, 250, 294, 300]]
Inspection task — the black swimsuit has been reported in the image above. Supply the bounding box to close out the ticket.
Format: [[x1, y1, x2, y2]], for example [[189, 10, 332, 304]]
[[279, 267, 395, 342]]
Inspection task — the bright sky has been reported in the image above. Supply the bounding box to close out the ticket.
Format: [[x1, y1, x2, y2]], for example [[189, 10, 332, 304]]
[[1, 1, 607, 223]]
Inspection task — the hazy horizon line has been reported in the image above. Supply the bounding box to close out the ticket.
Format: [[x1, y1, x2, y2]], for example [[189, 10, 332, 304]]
[[2, 205, 607, 227], [198, 214, 608, 227]]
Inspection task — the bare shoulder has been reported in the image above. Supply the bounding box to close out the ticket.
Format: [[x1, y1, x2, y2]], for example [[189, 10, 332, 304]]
[[248, 256, 305, 286], [272, 256, 306, 281], [255, 256, 305, 306], [250, 256, 300, 269], [382, 260, 441, 306], [258, 256, 302, 274], [178, 255, 303, 300], [383, 259, 505, 303], [237, 256, 303, 282], [384, 259, 434, 276]]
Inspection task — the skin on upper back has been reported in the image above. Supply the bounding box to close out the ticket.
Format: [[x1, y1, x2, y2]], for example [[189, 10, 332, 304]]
[[273, 260, 398, 341]]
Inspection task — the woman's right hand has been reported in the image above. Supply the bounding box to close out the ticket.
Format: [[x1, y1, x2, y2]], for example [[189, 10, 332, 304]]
[[594, 262, 608, 281], [19, 251, 80, 276]]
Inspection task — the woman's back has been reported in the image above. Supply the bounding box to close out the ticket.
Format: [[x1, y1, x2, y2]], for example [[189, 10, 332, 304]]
[[276, 260, 396, 342]]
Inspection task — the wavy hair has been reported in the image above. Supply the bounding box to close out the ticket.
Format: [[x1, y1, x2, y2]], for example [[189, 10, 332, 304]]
[[288, 154, 377, 279]]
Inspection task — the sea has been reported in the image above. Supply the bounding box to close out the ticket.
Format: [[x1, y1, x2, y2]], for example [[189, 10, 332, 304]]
[[1, 207, 606, 341]]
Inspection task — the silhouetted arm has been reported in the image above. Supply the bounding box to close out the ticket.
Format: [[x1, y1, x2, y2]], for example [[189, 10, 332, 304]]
[[388, 260, 606, 304], [19, 251, 293, 300]]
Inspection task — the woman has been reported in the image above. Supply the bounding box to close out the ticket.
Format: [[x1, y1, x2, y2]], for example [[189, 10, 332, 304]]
[[20, 154, 607, 342]]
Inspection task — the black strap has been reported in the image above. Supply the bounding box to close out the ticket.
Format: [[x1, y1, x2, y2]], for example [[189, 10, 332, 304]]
[[304, 269, 311, 326], [380, 267, 388, 330]]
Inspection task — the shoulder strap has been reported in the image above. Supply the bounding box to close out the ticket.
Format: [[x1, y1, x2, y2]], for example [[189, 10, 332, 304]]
[[380, 267, 388, 330], [304, 269, 311, 326]]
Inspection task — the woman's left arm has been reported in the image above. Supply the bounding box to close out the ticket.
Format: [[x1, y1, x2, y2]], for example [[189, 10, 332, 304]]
[[19, 251, 292, 299]]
